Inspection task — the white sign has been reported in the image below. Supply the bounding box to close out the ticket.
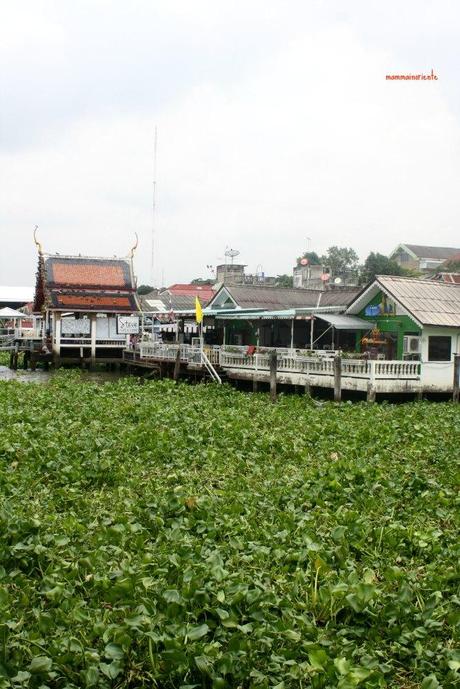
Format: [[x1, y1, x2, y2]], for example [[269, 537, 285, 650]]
[[61, 318, 91, 335], [117, 316, 139, 334]]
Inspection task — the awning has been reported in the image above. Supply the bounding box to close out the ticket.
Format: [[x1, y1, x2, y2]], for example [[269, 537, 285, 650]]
[[215, 309, 303, 321], [315, 314, 375, 330]]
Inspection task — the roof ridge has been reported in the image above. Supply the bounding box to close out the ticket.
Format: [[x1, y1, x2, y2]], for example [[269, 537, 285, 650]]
[[377, 274, 460, 287]]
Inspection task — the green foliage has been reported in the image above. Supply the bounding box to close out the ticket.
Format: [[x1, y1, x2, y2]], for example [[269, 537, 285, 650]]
[[0, 376, 459, 688], [275, 274, 294, 288], [322, 246, 359, 276], [0, 352, 10, 367], [441, 258, 460, 272], [136, 285, 154, 296], [296, 251, 321, 266], [360, 252, 405, 284]]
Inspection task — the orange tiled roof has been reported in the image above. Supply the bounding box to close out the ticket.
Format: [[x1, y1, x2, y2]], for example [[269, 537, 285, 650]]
[[45, 257, 133, 290], [49, 291, 138, 312]]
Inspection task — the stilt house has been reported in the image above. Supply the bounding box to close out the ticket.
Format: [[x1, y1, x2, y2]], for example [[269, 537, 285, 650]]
[[33, 238, 140, 365]]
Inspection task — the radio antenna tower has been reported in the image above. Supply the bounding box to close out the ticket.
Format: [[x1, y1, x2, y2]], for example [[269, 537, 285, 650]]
[[151, 126, 158, 286]]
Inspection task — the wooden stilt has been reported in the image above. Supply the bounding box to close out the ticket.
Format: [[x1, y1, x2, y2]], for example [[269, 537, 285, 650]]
[[173, 349, 181, 381], [453, 354, 460, 403], [333, 355, 342, 402], [367, 382, 376, 403]]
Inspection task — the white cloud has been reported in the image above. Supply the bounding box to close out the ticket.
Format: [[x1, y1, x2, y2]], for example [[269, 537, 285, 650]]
[[1, 0, 459, 287]]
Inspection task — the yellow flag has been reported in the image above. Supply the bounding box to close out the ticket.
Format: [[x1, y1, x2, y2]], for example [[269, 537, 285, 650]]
[[195, 296, 203, 324]]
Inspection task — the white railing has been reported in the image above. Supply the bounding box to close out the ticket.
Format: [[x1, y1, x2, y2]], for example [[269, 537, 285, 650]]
[[219, 350, 421, 381], [0, 335, 15, 350], [132, 343, 422, 383]]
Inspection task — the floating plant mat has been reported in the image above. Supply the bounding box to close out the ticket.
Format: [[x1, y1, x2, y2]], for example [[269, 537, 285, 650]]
[[0, 373, 459, 688]]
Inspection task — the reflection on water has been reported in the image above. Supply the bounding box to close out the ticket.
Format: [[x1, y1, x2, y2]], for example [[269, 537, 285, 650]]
[[0, 366, 127, 384]]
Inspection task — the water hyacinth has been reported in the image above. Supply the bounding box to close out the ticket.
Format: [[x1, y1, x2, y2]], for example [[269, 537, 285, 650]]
[[0, 373, 459, 688]]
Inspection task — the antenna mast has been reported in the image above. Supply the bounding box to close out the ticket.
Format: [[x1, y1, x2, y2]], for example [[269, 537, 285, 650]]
[[151, 126, 158, 286]]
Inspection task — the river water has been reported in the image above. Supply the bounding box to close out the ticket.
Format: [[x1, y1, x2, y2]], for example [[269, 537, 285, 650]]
[[0, 366, 126, 384]]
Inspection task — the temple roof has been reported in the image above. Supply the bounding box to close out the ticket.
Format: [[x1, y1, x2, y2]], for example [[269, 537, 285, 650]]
[[44, 256, 133, 290], [34, 253, 140, 313]]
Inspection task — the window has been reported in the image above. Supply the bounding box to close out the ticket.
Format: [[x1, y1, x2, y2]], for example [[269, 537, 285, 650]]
[[428, 336, 451, 361]]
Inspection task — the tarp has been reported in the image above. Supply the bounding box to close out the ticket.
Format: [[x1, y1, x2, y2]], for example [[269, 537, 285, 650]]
[[0, 307, 27, 319], [315, 313, 375, 330]]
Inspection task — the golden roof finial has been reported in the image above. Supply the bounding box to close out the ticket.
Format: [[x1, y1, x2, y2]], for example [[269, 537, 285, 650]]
[[33, 225, 43, 254]]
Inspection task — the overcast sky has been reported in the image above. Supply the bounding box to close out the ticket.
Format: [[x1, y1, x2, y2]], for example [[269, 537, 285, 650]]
[[1, 0, 459, 287]]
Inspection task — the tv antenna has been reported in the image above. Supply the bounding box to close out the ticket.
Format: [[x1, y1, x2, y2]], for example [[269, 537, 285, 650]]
[[151, 126, 158, 285]]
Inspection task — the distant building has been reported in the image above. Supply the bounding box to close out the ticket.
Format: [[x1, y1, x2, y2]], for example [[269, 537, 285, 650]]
[[293, 262, 324, 289], [293, 261, 358, 289], [215, 263, 246, 285], [389, 244, 460, 273], [215, 263, 278, 286]]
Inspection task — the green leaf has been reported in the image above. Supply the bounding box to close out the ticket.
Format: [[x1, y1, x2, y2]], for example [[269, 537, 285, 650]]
[[188, 624, 210, 641], [29, 656, 52, 674], [104, 643, 124, 660], [308, 649, 328, 670], [163, 589, 182, 603], [421, 676, 440, 689]]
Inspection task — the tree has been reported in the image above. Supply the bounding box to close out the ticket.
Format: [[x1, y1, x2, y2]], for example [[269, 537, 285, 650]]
[[296, 251, 321, 265], [191, 278, 214, 285], [441, 256, 460, 272], [137, 284, 154, 295], [360, 252, 404, 284], [276, 274, 294, 288], [321, 246, 359, 276]]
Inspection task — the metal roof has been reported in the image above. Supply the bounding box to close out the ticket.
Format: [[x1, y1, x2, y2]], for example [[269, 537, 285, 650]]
[[215, 309, 300, 320], [207, 285, 359, 311], [316, 314, 375, 330], [0, 286, 34, 304], [214, 310, 373, 328], [403, 244, 460, 260], [348, 276, 460, 328], [0, 307, 28, 318]]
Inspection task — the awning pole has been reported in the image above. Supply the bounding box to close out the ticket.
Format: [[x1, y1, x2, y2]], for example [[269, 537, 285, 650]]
[[310, 317, 314, 350], [290, 319, 294, 350]]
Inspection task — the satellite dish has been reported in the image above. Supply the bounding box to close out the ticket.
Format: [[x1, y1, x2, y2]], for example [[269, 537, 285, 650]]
[[300, 258, 309, 265], [321, 273, 330, 281], [334, 277, 342, 284], [224, 248, 240, 265]]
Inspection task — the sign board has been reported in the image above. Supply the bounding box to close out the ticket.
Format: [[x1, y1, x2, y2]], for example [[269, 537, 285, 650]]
[[364, 305, 380, 317], [61, 318, 91, 335], [117, 316, 140, 334]]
